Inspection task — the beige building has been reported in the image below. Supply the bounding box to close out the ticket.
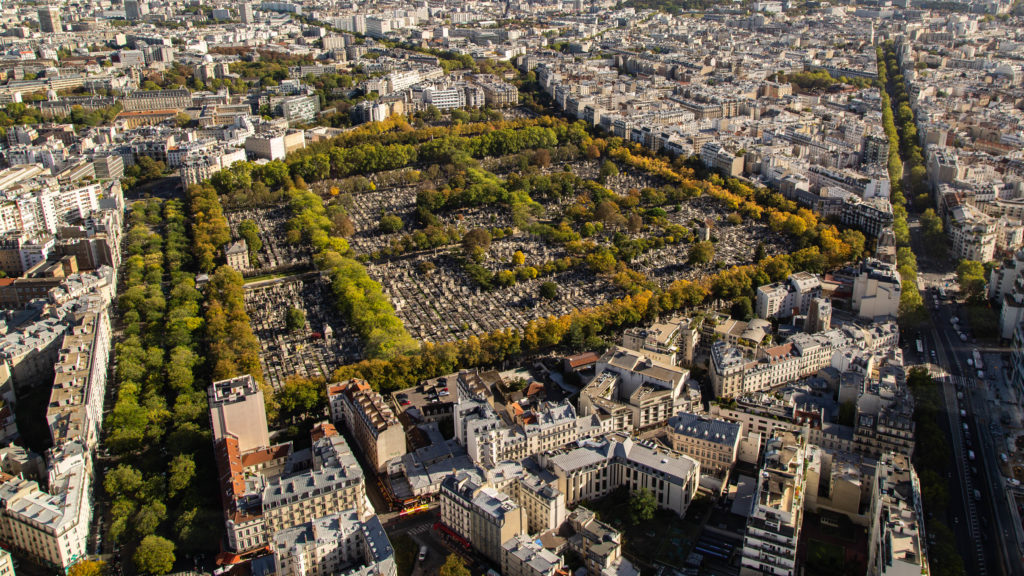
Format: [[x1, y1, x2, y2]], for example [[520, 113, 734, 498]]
[[667, 412, 741, 479], [510, 474, 566, 535], [545, 435, 700, 518], [501, 535, 565, 576], [261, 434, 368, 534], [439, 473, 525, 564], [579, 347, 689, 434], [327, 379, 406, 473], [209, 375, 271, 454], [224, 239, 250, 271], [0, 547, 13, 576]]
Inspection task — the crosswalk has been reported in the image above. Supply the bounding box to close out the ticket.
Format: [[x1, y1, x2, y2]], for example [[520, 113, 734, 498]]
[[407, 524, 432, 536]]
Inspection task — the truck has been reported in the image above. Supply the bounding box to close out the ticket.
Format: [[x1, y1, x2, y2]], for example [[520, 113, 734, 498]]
[[972, 349, 984, 371], [916, 339, 924, 355]]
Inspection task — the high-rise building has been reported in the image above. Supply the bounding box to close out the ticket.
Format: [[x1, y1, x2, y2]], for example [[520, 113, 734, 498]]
[[124, 0, 150, 20], [208, 374, 271, 454], [240, 2, 255, 24], [37, 6, 61, 33], [804, 297, 831, 333], [740, 431, 807, 576]]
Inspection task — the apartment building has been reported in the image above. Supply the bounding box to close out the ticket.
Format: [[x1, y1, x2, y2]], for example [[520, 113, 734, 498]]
[[501, 535, 565, 576], [867, 453, 928, 576], [579, 347, 689, 433], [740, 432, 807, 576], [947, 204, 997, 262], [509, 473, 566, 535], [545, 436, 700, 517], [851, 259, 901, 320], [667, 412, 741, 478], [700, 142, 743, 177], [621, 321, 679, 366], [710, 322, 899, 399], [327, 379, 406, 473], [0, 457, 91, 570], [272, 510, 396, 576], [755, 272, 822, 320], [209, 375, 271, 454], [121, 89, 191, 112], [261, 434, 368, 534], [563, 507, 634, 576], [0, 547, 13, 576], [439, 473, 525, 564], [46, 310, 111, 449]]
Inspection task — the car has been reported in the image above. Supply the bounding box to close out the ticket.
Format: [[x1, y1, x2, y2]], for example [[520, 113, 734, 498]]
[[418, 546, 428, 563], [1001, 453, 1009, 463], [960, 333, 968, 342], [977, 370, 985, 379], [960, 409, 967, 418], [967, 358, 974, 367], [1008, 478, 1021, 487], [974, 489, 982, 501], [400, 399, 411, 406], [438, 390, 449, 396], [969, 450, 976, 461]]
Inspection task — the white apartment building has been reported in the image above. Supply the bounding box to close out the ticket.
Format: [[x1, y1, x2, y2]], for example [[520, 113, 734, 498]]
[[209, 374, 271, 454], [272, 511, 396, 576], [740, 432, 807, 576], [0, 454, 91, 570], [947, 204, 996, 262], [851, 259, 901, 320], [867, 453, 929, 576], [755, 272, 822, 320], [501, 535, 564, 576]]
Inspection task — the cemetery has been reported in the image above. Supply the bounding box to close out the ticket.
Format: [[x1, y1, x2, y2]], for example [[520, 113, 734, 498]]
[[243, 273, 361, 389]]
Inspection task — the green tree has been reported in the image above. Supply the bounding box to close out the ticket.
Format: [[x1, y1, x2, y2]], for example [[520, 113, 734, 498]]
[[379, 212, 403, 233], [539, 281, 558, 300], [688, 241, 714, 266], [599, 159, 619, 182], [286, 307, 306, 331], [629, 487, 657, 524], [167, 454, 196, 497], [134, 535, 175, 575], [956, 260, 987, 303], [440, 554, 471, 576], [237, 219, 263, 261]]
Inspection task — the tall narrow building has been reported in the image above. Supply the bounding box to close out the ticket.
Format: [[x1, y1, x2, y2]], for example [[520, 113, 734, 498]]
[[740, 431, 807, 576], [37, 6, 61, 33], [240, 2, 255, 24]]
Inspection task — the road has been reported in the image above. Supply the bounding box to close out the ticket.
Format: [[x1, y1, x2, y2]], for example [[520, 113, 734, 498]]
[[907, 211, 1024, 575]]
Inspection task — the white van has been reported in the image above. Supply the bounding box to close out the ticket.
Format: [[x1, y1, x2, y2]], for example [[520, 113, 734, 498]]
[[418, 546, 428, 563]]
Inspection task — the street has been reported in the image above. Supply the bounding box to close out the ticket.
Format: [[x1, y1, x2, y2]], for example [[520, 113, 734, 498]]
[[909, 211, 1024, 575]]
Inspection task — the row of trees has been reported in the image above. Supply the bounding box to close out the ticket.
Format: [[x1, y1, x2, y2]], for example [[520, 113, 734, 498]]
[[877, 43, 928, 324], [104, 200, 217, 574], [281, 186, 420, 360]]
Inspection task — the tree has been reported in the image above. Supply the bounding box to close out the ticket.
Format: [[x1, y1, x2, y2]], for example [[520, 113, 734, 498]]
[[174, 112, 192, 128], [539, 281, 558, 300], [512, 250, 526, 266], [440, 554, 471, 576], [379, 212, 403, 233], [134, 535, 175, 575], [167, 454, 196, 497], [688, 241, 714, 266], [730, 296, 753, 321], [956, 260, 987, 303], [237, 220, 263, 261], [599, 159, 619, 182], [462, 228, 491, 260], [286, 307, 306, 331], [629, 487, 657, 524]]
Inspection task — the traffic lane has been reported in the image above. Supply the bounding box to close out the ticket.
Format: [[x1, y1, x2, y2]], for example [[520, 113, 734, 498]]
[[973, 386, 1023, 576], [930, 323, 987, 573]]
